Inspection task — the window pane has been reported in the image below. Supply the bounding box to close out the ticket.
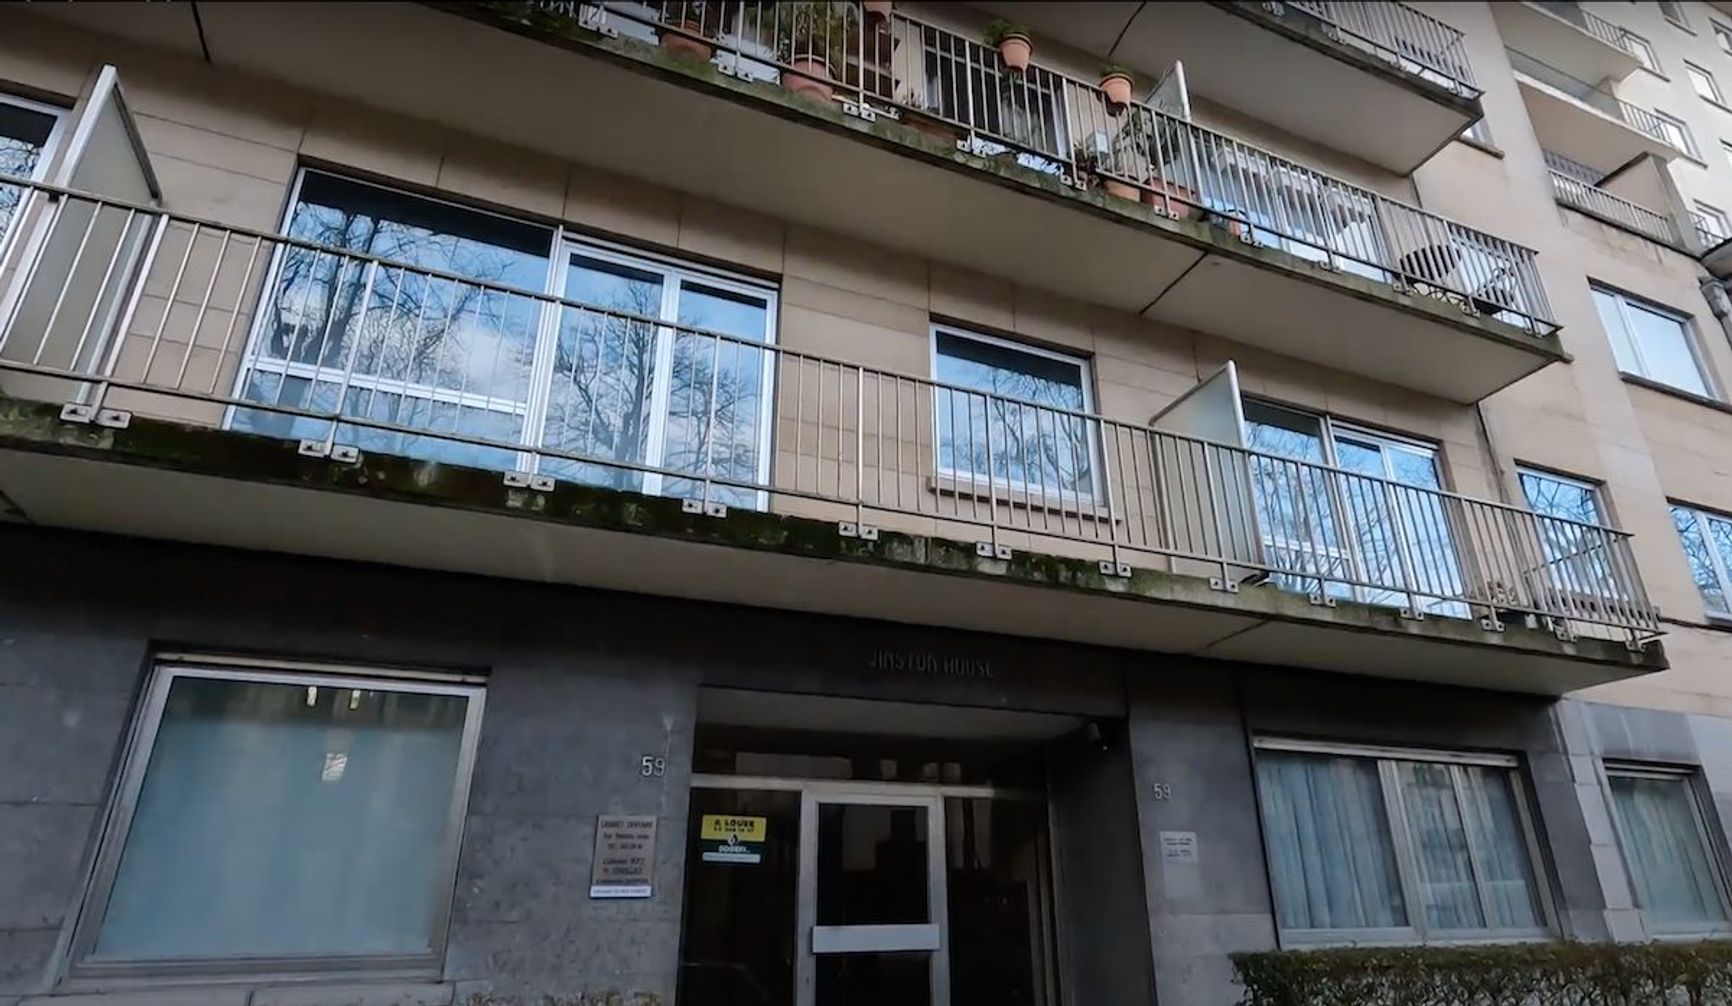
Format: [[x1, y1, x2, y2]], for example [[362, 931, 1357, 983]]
[[1672, 506, 1729, 613], [1609, 774, 1727, 927], [661, 283, 771, 507], [1689, 66, 1721, 102], [0, 99, 59, 244], [94, 674, 472, 960], [1244, 403, 1348, 596], [1256, 751, 1408, 931], [815, 803, 930, 926], [1622, 295, 1706, 396], [1458, 766, 1545, 929], [1592, 289, 1642, 376], [934, 332, 1092, 496], [1396, 762, 1484, 931]]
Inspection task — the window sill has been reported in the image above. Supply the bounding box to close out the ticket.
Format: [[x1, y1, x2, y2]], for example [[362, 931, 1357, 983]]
[[1620, 373, 1732, 416], [1706, 97, 1732, 116], [930, 474, 1113, 522], [1277, 930, 1555, 951]]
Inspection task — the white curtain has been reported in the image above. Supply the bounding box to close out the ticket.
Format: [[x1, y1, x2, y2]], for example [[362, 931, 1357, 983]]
[[1457, 765, 1544, 929], [95, 676, 470, 960], [1257, 752, 1407, 930], [1609, 774, 1728, 926], [1395, 762, 1483, 930]]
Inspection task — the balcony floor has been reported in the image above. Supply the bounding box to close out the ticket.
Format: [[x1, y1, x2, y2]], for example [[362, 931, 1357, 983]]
[[0, 400, 1665, 695]]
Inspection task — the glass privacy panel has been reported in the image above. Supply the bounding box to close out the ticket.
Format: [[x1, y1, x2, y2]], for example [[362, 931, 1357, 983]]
[[933, 331, 1091, 498], [94, 675, 470, 960], [946, 797, 1049, 1006], [1609, 774, 1728, 927], [815, 803, 930, 926], [233, 172, 553, 464], [541, 256, 665, 491], [1256, 751, 1408, 931], [1395, 762, 1484, 931], [815, 952, 931, 1006]]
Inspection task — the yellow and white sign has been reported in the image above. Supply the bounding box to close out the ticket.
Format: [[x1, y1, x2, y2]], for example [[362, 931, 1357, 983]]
[[699, 814, 767, 864]]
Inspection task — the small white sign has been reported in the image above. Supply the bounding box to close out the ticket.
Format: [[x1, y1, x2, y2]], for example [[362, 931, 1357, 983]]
[[590, 814, 657, 899], [1159, 830, 1199, 865]]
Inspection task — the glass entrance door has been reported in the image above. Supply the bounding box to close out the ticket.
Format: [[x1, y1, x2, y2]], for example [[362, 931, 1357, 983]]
[[798, 792, 948, 1006]]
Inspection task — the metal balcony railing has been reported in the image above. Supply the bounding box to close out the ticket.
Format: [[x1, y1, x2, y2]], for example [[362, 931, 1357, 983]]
[[1282, 1, 1478, 95], [1508, 48, 1678, 150], [1692, 210, 1728, 250], [1543, 151, 1681, 246], [0, 175, 1657, 644], [519, 2, 1556, 336], [1526, 1, 1636, 53]]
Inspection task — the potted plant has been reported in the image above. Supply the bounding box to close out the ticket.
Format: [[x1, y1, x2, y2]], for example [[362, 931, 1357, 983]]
[[659, 2, 715, 61], [1099, 64, 1135, 108], [779, 1, 854, 103], [984, 18, 1032, 72]]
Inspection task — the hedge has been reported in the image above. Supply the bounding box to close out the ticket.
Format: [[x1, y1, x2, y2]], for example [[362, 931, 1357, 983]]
[[1233, 942, 1732, 1005]]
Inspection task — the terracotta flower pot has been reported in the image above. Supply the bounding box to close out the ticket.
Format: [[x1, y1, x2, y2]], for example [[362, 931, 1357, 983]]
[[1103, 178, 1141, 202], [783, 55, 835, 103], [998, 33, 1032, 72], [659, 19, 713, 61], [1143, 177, 1198, 220], [1099, 71, 1134, 108], [863, 0, 892, 22]]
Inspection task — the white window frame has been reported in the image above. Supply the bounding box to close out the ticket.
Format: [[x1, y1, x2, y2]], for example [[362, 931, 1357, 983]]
[[68, 656, 488, 980], [1603, 762, 1732, 936], [1653, 109, 1700, 157], [1721, 140, 1732, 172], [1659, 0, 1691, 30], [1687, 61, 1725, 103], [1253, 737, 1556, 949], [1698, 202, 1731, 241], [1715, 20, 1732, 55], [1671, 501, 1732, 619], [0, 91, 69, 266], [1516, 466, 1632, 606], [928, 324, 1100, 506], [1593, 284, 1715, 396], [230, 168, 780, 505]]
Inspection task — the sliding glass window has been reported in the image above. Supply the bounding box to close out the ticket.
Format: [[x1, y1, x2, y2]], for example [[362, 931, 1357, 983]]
[[1605, 765, 1731, 933], [1254, 740, 1550, 946]]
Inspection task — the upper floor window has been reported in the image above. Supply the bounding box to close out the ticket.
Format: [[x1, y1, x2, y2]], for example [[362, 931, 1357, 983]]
[[1653, 110, 1700, 157], [72, 659, 485, 971], [1625, 33, 1660, 72], [1715, 20, 1732, 55], [1697, 202, 1731, 242], [1688, 62, 1726, 103], [932, 326, 1095, 501], [1254, 739, 1550, 945], [231, 170, 777, 506], [1592, 285, 1712, 397], [1519, 467, 1622, 600], [1605, 764, 1732, 933], [0, 92, 64, 247], [1670, 502, 1732, 616], [1659, 0, 1691, 30]]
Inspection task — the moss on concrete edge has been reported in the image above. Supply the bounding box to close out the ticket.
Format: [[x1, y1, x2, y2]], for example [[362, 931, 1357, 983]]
[[0, 397, 1664, 674]]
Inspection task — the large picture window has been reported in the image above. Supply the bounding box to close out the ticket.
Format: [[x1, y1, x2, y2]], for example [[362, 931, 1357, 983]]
[[73, 659, 485, 973], [231, 170, 777, 505], [931, 327, 1095, 502], [1254, 740, 1550, 945], [1605, 765, 1731, 933]]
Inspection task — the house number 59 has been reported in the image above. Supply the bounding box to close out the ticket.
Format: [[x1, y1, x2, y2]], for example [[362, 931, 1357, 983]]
[[1150, 782, 1174, 800], [640, 755, 667, 778]]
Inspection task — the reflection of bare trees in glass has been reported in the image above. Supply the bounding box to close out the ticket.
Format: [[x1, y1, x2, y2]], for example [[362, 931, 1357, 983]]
[[938, 369, 1091, 497], [541, 281, 661, 491]]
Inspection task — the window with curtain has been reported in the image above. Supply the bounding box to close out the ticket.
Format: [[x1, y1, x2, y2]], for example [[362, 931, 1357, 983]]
[[1592, 285, 1711, 398], [77, 662, 484, 969], [1255, 742, 1548, 944], [1670, 503, 1732, 617], [1606, 767, 1730, 931]]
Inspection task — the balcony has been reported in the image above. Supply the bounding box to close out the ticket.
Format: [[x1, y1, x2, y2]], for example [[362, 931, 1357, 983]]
[[22, 2, 1561, 406], [1492, 2, 1643, 88], [977, 1, 1484, 174], [0, 173, 1664, 693], [1510, 49, 1684, 175], [1545, 151, 1685, 248]]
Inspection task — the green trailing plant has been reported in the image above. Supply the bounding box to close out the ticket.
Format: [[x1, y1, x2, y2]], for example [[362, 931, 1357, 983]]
[[777, 1, 856, 71], [1233, 942, 1732, 1006], [983, 17, 1029, 47]]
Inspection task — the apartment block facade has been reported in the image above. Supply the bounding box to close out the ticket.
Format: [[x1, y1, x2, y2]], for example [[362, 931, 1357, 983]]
[[7, 2, 1732, 1005]]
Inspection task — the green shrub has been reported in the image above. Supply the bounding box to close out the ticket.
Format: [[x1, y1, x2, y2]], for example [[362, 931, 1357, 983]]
[[1232, 942, 1732, 1006]]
